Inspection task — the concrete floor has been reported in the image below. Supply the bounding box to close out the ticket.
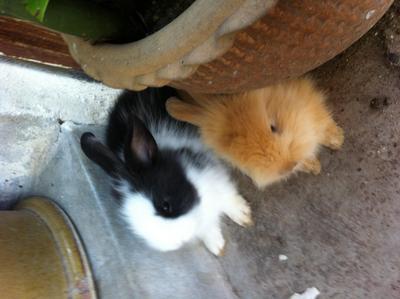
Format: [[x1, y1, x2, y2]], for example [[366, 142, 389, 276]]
[[1, 6, 399, 299], [229, 23, 400, 297]]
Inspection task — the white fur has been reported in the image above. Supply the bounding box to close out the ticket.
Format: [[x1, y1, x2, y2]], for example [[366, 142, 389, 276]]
[[121, 192, 198, 251], [120, 163, 251, 255], [290, 287, 320, 299], [152, 124, 206, 153], [119, 118, 251, 255]]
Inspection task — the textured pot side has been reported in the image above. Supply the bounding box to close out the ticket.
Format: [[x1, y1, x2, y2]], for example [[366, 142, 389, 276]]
[[63, 0, 277, 91], [174, 0, 394, 93], [64, 0, 393, 94]]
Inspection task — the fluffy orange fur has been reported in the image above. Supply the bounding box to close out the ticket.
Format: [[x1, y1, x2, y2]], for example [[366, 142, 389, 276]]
[[167, 78, 344, 188]]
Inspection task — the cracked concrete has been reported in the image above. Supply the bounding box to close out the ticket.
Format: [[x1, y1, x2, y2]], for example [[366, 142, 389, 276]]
[[0, 58, 120, 208], [0, 58, 120, 124], [0, 115, 58, 208]]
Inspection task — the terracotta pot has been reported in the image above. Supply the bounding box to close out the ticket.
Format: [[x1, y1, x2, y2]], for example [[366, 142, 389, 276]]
[[62, 0, 277, 90], [63, 0, 393, 94], [0, 197, 96, 299]]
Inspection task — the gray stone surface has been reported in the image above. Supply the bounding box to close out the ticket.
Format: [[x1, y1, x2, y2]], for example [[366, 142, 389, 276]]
[[1, 8, 400, 299], [0, 58, 120, 124], [0, 115, 58, 208], [0, 57, 120, 207]]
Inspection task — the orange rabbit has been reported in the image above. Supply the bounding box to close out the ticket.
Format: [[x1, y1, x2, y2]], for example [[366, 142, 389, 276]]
[[166, 78, 344, 188]]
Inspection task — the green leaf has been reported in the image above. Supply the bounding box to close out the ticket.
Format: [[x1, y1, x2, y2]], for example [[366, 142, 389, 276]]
[[24, 0, 49, 22]]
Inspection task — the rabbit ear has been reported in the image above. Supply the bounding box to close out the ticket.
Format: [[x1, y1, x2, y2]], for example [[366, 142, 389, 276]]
[[124, 115, 158, 169], [166, 97, 204, 126], [80, 132, 127, 178]]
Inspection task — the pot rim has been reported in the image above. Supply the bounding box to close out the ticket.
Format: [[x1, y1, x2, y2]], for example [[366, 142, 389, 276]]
[[16, 197, 97, 299], [63, 0, 276, 90]]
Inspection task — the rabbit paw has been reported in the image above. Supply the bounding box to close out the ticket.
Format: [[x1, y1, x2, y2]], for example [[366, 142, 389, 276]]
[[225, 195, 253, 227], [324, 123, 344, 150], [202, 228, 226, 256], [299, 158, 321, 175]]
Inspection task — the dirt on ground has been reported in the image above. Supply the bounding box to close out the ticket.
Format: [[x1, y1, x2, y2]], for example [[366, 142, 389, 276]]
[[383, 0, 400, 67]]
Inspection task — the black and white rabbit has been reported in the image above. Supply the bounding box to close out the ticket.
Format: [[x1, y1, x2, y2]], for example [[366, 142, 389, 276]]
[[80, 87, 252, 255]]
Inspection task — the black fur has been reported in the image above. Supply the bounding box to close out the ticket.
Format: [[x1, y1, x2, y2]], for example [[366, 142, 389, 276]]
[[106, 87, 192, 153], [81, 87, 200, 218], [80, 132, 129, 179]]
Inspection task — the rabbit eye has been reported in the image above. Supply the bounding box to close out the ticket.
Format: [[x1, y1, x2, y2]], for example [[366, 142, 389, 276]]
[[270, 124, 277, 133], [161, 201, 170, 212]]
